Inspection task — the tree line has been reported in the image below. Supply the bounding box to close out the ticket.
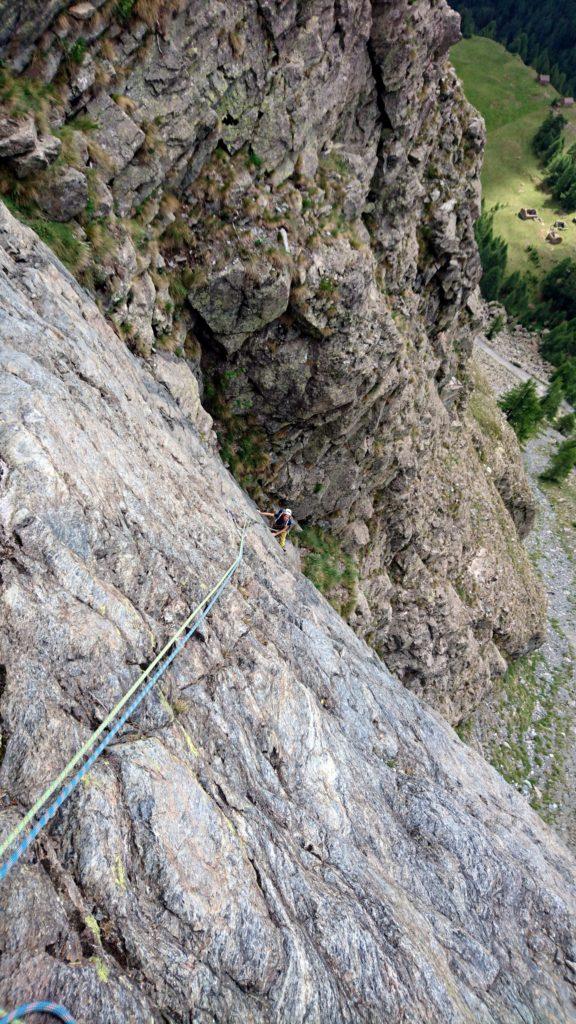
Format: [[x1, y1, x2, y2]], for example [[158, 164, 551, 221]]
[[477, 206, 576, 408], [499, 377, 576, 481], [454, 1, 576, 96], [532, 112, 576, 210], [475, 99, 576, 410]]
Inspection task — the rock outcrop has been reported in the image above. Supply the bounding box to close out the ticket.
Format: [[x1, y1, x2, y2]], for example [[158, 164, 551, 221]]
[[0, 0, 546, 720], [1, 201, 576, 1024], [0, 2, 543, 713]]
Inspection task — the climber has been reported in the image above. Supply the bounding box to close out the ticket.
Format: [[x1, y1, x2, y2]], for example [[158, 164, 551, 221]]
[[259, 506, 295, 549]]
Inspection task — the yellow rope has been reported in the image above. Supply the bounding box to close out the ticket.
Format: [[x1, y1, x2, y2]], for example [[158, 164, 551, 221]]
[[0, 534, 244, 861]]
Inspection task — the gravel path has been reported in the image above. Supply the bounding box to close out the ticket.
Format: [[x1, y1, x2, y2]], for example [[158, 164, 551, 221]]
[[475, 337, 548, 392], [522, 430, 576, 847], [470, 341, 576, 850]]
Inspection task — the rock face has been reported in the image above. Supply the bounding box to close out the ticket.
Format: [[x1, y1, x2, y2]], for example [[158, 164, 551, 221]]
[[0, 0, 546, 720], [38, 167, 88, 220], [1, 203, 576, 1024]]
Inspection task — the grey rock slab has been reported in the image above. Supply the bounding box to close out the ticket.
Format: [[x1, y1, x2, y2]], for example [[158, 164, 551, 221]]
[[0, 204, 575, 1024], [38, 167, 88, 221], [0, 115, 37, 158], [86, 94, 145, 182]]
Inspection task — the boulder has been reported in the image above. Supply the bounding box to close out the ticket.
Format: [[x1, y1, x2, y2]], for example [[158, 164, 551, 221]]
[[0, 115, 36, 158], [10, 134, 61, 178], [188, 258, 292, 353], [69, 2, 96, 19], [38, 168, 88, 221]]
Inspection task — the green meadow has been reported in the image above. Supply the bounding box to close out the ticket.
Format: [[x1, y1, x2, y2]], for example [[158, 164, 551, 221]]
[[451, 36, 576, 279]]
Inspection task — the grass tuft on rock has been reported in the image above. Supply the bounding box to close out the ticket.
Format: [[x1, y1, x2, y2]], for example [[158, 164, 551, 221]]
[[2, 196, 89, 272], [297, 526, 358, 616]]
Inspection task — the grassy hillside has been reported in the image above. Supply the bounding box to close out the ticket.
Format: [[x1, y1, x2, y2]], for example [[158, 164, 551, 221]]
[[451, 36, 576, 279]]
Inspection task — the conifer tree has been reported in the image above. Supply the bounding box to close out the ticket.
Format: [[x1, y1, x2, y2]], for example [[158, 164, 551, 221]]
[[452, 2, 576, 97], [540, 436, 576, 482], [552, 360, 576, 404], [461, 9, 475, 37], [556, 412, 576, 436], [539, 378, 565, 420], [499, 379, 543, 441]]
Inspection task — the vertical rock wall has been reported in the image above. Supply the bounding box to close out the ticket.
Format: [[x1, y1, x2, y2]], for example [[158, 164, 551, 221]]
[[0, 0, 545, 717]]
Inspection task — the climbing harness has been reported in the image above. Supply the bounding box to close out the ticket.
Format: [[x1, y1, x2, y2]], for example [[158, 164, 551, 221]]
[[0, 525, 246, 884], [0, 1002, 76, 1023]]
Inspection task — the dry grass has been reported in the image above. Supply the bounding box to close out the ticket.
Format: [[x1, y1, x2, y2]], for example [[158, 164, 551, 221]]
[[87, 139, 117, 174], [135, 0, 166, 28], [113, 93, 138, 113], [229, 30, 245, 58], [99, 37, 118, 62], [85, 220, 118, 261], [159, 192, 181, 215]]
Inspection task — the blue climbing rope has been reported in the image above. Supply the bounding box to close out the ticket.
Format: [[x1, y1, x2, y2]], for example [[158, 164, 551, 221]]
[[0, 526, 246, 883], [0, 1003, 76, 1023]]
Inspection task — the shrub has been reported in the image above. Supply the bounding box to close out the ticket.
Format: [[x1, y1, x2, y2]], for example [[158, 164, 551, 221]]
[[318, 277, 336, 294], [539, 377, 565, 421], [556, 412, 576, 436], [297, 525, 357, 614], [487, 313, 505, 339], [247, 148, 263, 169], [540, 436, 576, 483], [114, 0, 136, 22], [499, 379, 543, 442], [67, 37, 87, 65]]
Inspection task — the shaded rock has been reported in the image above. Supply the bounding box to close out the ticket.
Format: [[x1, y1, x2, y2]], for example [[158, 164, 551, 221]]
[[10, 133, 61, 178], [38, 167, 88, 221], [188, 258, 292, 353], [0, 115, 36, 158]]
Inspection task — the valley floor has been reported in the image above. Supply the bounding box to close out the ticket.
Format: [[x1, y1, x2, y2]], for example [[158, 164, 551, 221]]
[[472, 340, 576, 850]]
